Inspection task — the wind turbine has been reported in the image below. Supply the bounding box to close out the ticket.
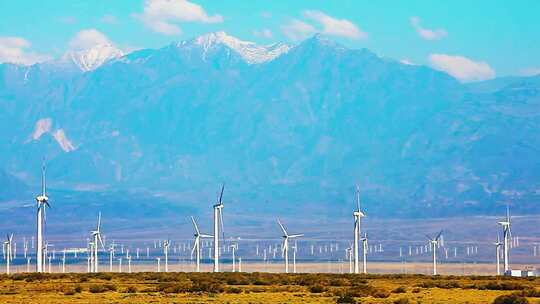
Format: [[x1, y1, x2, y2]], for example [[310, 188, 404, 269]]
[[497, 205, 511, 273], [230, 243, 238, 272], [361, 233, 368, 274], [35, 163, 51, 273], [213, 184, 225, 272], [90, 212, 105, 272], [353, 185, 366, 274], [494, 234, 503, 275], [277, 219, 303, 273], [426, 231, 443, 275], [345, 246, 352, 273], [191, 216, 212, 272], [108, 242, 116, 272], [4, 234, 13, 274], [163, 239, 170, 272]]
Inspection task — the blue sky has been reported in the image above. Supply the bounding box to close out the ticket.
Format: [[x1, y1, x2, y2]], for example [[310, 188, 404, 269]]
[[0, 0, 539, 80]]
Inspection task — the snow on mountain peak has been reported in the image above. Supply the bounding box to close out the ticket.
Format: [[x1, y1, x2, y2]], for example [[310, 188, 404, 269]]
[[63, 43, 124, 72], [180, 31, 290, 64]]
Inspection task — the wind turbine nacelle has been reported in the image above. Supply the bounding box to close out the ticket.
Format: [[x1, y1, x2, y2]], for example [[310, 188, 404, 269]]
[[498, 221, 510, 226], [36, 195, 48, 202], [353, 211, 365, 217]]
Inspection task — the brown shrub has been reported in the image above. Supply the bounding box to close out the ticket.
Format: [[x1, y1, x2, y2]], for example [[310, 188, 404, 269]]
[[492, 294, 529, 304], [394, 298, 410, 304], [392, 286, 407, 293], [309, 284, 327, 293]]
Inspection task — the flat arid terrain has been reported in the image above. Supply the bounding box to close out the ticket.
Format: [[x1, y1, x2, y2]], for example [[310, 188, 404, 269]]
[[1, 272, 539, 304]]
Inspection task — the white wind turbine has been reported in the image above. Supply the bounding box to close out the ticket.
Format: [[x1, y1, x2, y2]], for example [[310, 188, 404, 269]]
[[4, 234, 13, 275], [108, 242, 116, 272], [353, 185, 366, 274], [163, 239, 170, 272], [426, 231, 443, 275], [90, 213, 105, 272], [277, 219, 303, 273], [361, 233, 368, 274], [494, 234, 503, 275], [35, 164, 51, 273], [191, 216, 212, 272], [230, 243, 238, 272], [212, 184, 225, 272], [497, 205, 511, 273]]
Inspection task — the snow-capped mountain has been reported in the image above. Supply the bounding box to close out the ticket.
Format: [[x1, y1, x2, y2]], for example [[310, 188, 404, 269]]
[[178, 31, 290, 64], [0, 33, 539, 220], [62, 43, 124, 72]]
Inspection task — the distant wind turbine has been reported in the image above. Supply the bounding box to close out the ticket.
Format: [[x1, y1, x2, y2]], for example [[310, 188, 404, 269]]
[[277, 219, 303, 273], [213, 184, 225, 272], [4, 234, 13, 275], [35, 163, 51, 273], [191, 216, 212, 272], [353, 185, 366, 274], [497, 205, 511, 273], [90, 212, 105, 272], [426, 231, 443, 275], [494, 234, 503, 275]]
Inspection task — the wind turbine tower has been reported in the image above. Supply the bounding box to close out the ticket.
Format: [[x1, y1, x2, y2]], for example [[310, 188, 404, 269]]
[[353, 185, 366, 274], [277, 219, 303, 273], [426, 231, 443, 275], [90, 213, 105, 272], [361, 233, 368, 274], [497, 206, 512, 273], [163, 239, 170, 272], [35, 164, 50, 272], [494, 234, 503, 275], [191, 216, 212, 272], [4, 234, 13, 275], [213, 185, 225, 272]]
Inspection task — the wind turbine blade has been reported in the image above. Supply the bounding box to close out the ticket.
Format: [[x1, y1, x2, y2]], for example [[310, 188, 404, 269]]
[[277, 219, 288, 236], [219, 208, 225, 241], [435, 230, 443, 241], [41, 161, 46, 196], [356, 184, 361, 212], [191, 216, 200, 235], [98, 234, 105, 249], [425, 234, 433, 241], [97, 212, 102, 231], [219, 184, 225, 204], [290, 234, 304, 238], [191, 238, 197, 256]]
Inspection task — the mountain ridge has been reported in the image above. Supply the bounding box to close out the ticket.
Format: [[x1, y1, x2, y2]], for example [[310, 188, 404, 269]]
[[0, 33, 539, 219]]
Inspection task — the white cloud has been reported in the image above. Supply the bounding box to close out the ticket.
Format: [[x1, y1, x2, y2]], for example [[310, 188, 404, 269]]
[[32, 118, 52, 140], [0, 37, 50, 65], [101, 14, 118, 24], [281, 19, 316, 41], [519, 67, 540, 77], [400, 59, 414, 65], [303, 10, 367, 40], [68, 29, 112, 50], [52, 129, 76, 152], [253, 29, 273, 39], [410, 17, 447, 41], [136, 0, 223, 35], [429, 54, 495, 82]]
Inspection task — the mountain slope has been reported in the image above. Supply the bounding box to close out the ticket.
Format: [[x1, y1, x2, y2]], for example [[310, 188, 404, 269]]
[[0, 33, 538, 219]]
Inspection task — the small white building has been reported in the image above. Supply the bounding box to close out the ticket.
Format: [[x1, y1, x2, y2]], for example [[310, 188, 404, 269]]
[[504, 269, 536, 277]]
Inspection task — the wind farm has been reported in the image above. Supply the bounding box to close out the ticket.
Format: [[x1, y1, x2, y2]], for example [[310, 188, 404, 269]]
[[1, 1, 540, 303]]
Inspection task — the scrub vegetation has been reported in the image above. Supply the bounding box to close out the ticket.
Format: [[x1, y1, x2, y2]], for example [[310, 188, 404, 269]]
[[0, 272, 539, 303]]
